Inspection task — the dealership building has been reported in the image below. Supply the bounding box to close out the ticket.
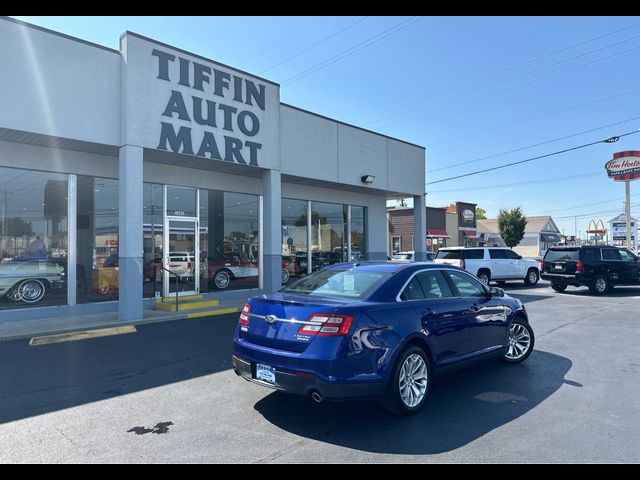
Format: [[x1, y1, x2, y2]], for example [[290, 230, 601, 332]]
[[0, 18, 426, 324]]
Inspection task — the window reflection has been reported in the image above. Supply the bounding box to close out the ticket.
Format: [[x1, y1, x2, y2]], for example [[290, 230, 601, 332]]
[[143, 183, 163, 298], [77, 177, 119, 303], [200, 190, 259, 292], [311, 202, 346, 271], [281, 199, 308, 285], [0, 168, 68, 309]]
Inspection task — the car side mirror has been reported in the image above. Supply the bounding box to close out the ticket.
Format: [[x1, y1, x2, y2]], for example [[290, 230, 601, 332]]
[[489, 287, 505, 297], [516, 255, 522, 260]]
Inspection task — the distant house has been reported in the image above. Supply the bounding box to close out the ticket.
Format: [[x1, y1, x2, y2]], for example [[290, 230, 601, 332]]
[[477, 216, 561, 259]]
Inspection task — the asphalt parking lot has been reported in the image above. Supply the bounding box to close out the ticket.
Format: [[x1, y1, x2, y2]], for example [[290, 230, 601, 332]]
[[0, 280, 639, 463]]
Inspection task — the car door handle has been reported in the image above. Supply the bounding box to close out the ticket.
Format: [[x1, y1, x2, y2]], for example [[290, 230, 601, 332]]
[[468, 305, 481, 313], [421, 309, 434, 316]]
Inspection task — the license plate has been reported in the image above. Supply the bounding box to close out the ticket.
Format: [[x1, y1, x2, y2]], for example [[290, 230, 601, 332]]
[[554, 264, 563, 270], [256, 364, 276, 384]]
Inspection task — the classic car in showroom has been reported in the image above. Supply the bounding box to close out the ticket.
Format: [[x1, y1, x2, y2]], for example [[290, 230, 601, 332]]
[[0, 259, 65, 304]]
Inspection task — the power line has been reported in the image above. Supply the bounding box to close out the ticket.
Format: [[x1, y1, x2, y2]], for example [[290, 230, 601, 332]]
[[281, 16, 425, 86], [426, 87, 640, 147], [369, 32, 640, 126], [427, 171, 602, 194], [357, 19, 640, 122], [428, 116, 640, 173], [426, 129, 640, 185], [554, 205, 640, 221], [377, 43, 640, 130], [259, 16, 370, 75], [235, 17, 323, 66], [533, 194, 640, 215]]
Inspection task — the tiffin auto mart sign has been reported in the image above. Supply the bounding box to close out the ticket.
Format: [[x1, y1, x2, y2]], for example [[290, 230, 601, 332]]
[[605, 151, 640, 181]]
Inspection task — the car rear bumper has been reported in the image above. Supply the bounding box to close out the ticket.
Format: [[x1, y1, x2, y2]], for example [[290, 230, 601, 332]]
[[232, 354, 385, 400], [541, 272, 583, 285]]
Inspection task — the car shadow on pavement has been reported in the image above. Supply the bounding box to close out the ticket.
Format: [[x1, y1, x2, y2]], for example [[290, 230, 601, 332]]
[[0, 314, 239, 425], [254, 350, 572, 455], [553, 286, 640, 297], [502, 293, 554, 304]]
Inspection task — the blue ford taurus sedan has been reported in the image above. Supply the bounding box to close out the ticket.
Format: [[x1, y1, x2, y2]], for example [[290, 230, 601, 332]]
[[232, 262, 534, 415]]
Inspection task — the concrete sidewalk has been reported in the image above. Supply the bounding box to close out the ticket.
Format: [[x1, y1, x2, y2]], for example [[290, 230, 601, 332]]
[[0, 299, 244, 342]]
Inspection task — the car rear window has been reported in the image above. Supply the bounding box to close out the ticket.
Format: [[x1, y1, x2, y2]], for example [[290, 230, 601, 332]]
[[544, 249, 579, 262], [435, 250, 461, 260], [462, 249, 484, 260], [282, 269, 389, 299]]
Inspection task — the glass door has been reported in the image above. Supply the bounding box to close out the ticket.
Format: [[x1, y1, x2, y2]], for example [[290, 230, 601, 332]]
[[164, 218, 199, 297]]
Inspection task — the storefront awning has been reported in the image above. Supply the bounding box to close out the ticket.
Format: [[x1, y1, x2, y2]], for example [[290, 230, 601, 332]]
[[462, 230, 480, 238], [540, 233, 560, 243], [427, 228, 450, 238]]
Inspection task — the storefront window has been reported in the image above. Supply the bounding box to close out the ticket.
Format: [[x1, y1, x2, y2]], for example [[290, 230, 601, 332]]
[[350, 206, 366, 261], [281, 199, 308, 284], [77, 177, 119, 303], [143, 183, 163, 298], [199, 190, 259, 292], [311, 202, 346, 271], [0, 168, 68, 309], [167, 185, 196, 217]]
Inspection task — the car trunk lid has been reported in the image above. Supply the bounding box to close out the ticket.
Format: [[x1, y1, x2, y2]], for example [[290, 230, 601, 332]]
[[240, 293, 352, 353]]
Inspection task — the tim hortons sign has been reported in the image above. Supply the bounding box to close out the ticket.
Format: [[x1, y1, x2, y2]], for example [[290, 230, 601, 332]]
[[605, 151, 640, 181]]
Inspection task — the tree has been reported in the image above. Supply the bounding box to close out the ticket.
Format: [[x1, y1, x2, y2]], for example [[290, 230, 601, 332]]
[[497, 207, 527, 248], [476, 207, 487, 219], [5, 217, 34, 237]]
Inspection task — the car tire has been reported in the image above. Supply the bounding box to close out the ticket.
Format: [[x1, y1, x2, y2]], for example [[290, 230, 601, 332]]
[[524, 268, 539, 286], [589, 275, 609, 295], [18, 279, 47, 304], [281, 268, 290, 284], [551, 283, 567, 292], [502, 317, 535, 364], [381, 345, 431, 416], [477, 269, 491, 286]]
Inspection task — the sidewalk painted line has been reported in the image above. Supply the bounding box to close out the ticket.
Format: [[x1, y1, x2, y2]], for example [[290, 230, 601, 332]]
[[187, 307, 241, 319], [29, 326, 137, 346]]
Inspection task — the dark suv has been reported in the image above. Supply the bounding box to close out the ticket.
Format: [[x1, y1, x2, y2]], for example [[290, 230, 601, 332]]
[[541, 246, 640, 294]]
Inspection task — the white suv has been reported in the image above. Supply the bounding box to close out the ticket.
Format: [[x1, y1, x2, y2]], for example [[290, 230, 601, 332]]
[[434, 247, 540, 286]]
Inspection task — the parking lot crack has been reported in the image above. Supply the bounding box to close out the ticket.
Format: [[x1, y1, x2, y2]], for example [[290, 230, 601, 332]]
[[253, 439, 310, 464]]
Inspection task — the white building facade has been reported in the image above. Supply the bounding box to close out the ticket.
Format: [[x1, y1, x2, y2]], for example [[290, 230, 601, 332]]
[[0, 18, 426, 324]]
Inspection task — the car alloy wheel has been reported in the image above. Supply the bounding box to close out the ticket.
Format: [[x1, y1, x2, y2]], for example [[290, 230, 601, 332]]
[[478, 271, 490, 285], [399, 353, 428, 408], [214, 270, 231, 289], [594, 277, 607, 294], [504, 320, 534, 363], [382, 346, 431, 415], [281, 268, 290, 284], [526, 269, 539, 286], [18, 279, 46, 303]]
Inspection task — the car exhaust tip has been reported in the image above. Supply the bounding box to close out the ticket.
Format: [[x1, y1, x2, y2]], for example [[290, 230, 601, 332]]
[[311, 391, 323, 403]]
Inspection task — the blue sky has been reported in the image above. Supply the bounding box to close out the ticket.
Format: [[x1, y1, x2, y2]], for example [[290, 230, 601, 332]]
[[14, 16, 640, 238]]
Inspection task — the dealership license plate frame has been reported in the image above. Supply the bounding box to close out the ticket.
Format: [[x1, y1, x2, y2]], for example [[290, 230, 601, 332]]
[[256, 363, 276, 385]]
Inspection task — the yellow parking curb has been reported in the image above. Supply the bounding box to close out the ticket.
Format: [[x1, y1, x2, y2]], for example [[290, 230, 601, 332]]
[[29, 325, 137, 346]]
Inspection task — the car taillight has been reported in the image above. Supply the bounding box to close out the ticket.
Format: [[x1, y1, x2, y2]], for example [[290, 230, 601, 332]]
[[239, 303, 250, 325], [298, 314, 354, 337], [576, 260, 583, 272], [188, 262, 192, 268], [540, 260, 545, 271]]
